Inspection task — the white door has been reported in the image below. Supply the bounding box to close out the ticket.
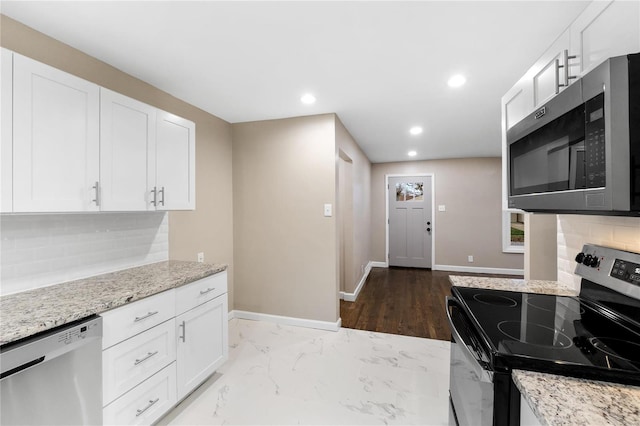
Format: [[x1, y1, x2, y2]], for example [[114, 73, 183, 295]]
[[176, 294, 228, 400], [12, 53, 100, 212], [388, 176, 433, 268], [155, 110, 195, 211], [100, 88, 156, 211]]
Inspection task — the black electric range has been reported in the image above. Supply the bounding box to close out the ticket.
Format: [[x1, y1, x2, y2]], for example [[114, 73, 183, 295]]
[[447, 244, 640, 426]]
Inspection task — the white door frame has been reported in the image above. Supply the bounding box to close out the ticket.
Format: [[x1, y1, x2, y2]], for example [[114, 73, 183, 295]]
[[385, 173, 436, 268]]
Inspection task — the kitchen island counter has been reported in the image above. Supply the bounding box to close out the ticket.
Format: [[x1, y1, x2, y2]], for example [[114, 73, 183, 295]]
[[513, 369, 640, 426], [0, 261, 227, 345], [449, 275, 577, 296]]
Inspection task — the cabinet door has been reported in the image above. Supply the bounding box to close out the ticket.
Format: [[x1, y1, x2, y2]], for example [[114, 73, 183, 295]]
[[571, 0, 640, 77], [100, 88, 156, 211], [176, 294, 228, 400], [1, 48, 12, 213], [531, 29, 571, 107], [155, 110, 195, 211], [12, 53, 100, 212]]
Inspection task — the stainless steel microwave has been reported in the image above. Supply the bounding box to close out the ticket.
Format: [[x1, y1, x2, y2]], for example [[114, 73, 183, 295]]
[[507, 53, 640, 216]]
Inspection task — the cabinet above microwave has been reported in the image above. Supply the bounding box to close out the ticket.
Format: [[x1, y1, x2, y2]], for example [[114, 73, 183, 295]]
[[506, 53, 640, 216]]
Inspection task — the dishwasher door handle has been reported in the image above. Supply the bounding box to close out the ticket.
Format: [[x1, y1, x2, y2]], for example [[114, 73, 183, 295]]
[[0, 356, 45, 380]]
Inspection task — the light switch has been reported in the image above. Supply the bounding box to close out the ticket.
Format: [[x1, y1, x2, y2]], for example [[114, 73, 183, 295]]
[[438, 205, 446, 212], [324, 204, 332, 217]]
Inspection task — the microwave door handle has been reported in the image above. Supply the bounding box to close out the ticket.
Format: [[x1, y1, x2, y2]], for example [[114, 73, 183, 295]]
[[446, 296, 493, 383]]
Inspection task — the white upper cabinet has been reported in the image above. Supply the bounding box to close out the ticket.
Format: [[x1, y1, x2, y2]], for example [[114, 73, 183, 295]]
[[155, 111, 195, 211], [570, 0, 640, 77], [1, 49, 13, 213], [2, 51, 195, 213], [12, 53, 100, 213], [100, 88, 156, 211], [531, 29, 573, 108]]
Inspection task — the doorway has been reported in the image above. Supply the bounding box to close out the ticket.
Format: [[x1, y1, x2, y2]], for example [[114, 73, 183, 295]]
[[338, 152, 354, 293], [386, 174, 434, 268]]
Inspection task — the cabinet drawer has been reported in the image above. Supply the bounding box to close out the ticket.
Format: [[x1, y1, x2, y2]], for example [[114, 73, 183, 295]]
[[103, 319, 176, 405], [101, 289, 175, 349], [176, 271, 227, 315], [103, 362, 177, 426]]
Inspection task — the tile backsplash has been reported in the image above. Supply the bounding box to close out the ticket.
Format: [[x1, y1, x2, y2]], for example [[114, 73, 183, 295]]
[[0, 212, 168, 295], [557, 215, 640, 291]]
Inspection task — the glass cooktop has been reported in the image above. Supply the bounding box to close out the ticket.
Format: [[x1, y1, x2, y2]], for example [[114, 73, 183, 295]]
[[452, 286, 640, 382]]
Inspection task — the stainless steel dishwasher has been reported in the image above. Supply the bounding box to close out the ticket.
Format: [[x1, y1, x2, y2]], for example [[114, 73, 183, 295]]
[[1, 315, 103, 425]]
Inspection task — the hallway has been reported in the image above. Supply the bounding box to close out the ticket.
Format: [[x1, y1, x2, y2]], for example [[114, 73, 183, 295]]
[[340, 267, 521, 341]]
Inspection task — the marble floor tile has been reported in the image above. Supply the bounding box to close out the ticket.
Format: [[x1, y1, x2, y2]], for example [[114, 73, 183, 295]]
[[159, 319, 451, 425]]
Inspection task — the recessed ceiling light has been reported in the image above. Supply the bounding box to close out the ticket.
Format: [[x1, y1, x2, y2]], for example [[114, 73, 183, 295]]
[[408, 150, 417, 157], [409, 126, 423, 135], [448, 74, 466, 88], [300, 93, 316, 104]]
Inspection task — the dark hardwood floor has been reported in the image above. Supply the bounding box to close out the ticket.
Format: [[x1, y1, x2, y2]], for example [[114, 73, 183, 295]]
[[340, 267, 520, 341]]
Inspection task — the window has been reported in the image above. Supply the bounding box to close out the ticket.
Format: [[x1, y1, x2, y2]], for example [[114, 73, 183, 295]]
[[503, 209, 525, 253]]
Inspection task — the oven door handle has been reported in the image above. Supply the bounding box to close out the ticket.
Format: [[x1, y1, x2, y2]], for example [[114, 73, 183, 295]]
[[446, 296, 493, 384]]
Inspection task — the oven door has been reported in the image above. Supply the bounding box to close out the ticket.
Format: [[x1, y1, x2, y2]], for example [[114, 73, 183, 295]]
[[446, 296, 495, 426]]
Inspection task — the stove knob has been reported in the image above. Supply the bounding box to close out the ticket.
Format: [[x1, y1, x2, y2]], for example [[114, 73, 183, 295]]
[[588, 256, 600, 268], [575, 252, 586, 263], [582, 254, 593, 266]]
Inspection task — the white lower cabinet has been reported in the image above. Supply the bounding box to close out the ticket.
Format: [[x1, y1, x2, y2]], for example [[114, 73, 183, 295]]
[[103, 319, 176, 405], [103, 363, 177, 426], [176, 293, 228, 400], [100, 271, 228, 425]]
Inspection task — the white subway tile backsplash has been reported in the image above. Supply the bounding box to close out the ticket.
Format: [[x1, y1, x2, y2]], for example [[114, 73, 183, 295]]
[[557, 215, 640, 291], [0, 212, 168, 295]]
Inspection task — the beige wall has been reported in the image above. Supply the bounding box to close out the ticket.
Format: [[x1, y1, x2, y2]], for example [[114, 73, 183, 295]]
[[1, 16, 236, 307], [231, 114, 339, 323], [335, 118, 372, 294], [372, 158, 523, 271]]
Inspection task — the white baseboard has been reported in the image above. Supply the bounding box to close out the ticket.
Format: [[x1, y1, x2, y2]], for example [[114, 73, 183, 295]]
[[433, 264, 524, 276], [229, 310, 341, 332], [370, 261, 388, 268], [340, 261, 375, 302]]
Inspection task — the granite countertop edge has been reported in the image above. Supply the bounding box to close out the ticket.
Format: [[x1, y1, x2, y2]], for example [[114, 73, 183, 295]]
[[448, 275, 578, 296], [0, 260, 228, 346], [513, 369, 640, 426]]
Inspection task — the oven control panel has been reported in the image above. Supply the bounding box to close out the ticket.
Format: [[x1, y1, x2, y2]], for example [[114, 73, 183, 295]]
[[611, 259, 640, 286], [575, 244, 640, 299]]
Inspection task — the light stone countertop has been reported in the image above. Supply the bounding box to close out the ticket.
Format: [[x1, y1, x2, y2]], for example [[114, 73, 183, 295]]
[[0, 260, 227, 346], [513, 370, 640, 426], [449, 275, 578, 296]]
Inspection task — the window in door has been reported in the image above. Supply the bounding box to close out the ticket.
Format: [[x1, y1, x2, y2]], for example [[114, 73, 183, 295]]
[[395, 182, 424, 201]]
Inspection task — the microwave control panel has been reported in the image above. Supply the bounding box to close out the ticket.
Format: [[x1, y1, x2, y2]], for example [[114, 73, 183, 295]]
[[585, 93, 606, 188]]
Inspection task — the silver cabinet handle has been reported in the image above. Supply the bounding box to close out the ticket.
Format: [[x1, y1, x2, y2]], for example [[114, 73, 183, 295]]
[[92, 182, 100, 206], [159, 186, 165, 206], [557, 49, 577, 92], [150, 186, 157, 206], [554, 58, 561, 95], [199, 287, 215, 295], [135, 398, 160, 417], [134, 311, 159, 322], [134, 351, 158, 366], [179, 320, 186, 342]]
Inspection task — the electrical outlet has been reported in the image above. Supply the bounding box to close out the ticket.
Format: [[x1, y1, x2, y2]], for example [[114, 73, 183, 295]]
[[197, 252, 204, 263], [468, 255, 474, 263]]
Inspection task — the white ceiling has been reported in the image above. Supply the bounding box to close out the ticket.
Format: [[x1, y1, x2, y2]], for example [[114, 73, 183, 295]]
[[1, 1, 590, 163]]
